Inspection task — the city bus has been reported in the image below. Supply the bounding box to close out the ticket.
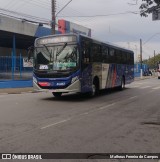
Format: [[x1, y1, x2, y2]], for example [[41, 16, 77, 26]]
[[31, 34, 134, 97]]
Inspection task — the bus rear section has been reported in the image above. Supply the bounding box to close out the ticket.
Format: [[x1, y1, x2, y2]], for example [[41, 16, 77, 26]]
[[80, 35, 134, 96], [158, 63, 160, 79]]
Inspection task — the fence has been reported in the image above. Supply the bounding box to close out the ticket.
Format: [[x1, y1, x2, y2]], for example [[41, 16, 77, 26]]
[[0, 56, 33, 80], [134, 63, 149, 77]]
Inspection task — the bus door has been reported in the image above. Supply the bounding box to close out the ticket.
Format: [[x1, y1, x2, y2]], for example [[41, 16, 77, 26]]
[[81, 38, 92, 93]]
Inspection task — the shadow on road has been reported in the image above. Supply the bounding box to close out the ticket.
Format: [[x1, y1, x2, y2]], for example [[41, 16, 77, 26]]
[[42, 88, 130, 102]]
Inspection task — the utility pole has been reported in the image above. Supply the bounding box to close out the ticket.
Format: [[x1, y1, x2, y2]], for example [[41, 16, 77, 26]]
[[140, 39, 143, 78], [51, 0, 56, 35], [154, 50, 156, 70], [135, 45, 137, 63]]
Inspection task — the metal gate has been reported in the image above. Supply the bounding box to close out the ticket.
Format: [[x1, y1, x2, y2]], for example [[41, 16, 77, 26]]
[[0, 55, 33, 80]]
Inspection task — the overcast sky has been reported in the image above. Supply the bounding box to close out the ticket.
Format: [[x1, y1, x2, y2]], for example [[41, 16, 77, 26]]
[[0, 0, 160, 60]]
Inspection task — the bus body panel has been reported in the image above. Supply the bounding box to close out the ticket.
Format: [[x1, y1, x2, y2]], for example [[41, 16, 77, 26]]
[[102, 64, 110, 89], [80, 64, 93, 93], [91, 63, 134, 90]]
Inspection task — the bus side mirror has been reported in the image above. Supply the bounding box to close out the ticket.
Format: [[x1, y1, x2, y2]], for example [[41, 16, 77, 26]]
[[27, 46, 34, 61]]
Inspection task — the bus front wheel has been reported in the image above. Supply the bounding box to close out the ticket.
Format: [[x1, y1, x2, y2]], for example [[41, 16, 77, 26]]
[[52, 92, 62, 98]]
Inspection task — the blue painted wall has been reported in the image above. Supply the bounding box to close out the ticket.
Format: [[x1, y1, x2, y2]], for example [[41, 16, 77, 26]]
[[0, 80, 33, 89]]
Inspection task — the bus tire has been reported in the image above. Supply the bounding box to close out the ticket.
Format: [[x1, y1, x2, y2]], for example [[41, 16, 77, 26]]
[[52, 92, 62, 98], [119, 77, 125, 90], [90, 84, 96, 96], [90, 78, 99, 96], [158, 76, 160, 79]]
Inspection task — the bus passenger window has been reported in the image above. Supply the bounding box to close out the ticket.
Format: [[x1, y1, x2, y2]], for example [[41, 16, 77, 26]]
[[130, 54, 134, 64], [127, 53, 131, 64], [102, 46, 109, 63], [115, 50, 122, 64], [92, 44, 102, 62], [109, 48, 115, 63], [121, 52, 127, 64], [82, 40, 91, 63]]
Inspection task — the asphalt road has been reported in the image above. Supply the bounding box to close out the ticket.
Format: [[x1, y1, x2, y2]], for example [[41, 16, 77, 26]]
[[0, 78, 160, 162]]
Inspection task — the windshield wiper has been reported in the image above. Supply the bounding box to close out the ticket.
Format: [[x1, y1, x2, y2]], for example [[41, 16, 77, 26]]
[[56, 43, 68, 57], [64, 47, 77, 61], [43, 44, 52, 60]]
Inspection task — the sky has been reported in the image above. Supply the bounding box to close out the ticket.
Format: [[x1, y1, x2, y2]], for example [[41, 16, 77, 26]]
[[0, 0, 160, 61]]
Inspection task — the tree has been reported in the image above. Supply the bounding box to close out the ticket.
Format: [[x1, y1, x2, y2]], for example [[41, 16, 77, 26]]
[[140, 0, 160, 17], [143, 53, 160, 69]]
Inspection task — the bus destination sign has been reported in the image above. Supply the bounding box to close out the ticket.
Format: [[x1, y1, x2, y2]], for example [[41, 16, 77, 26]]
[[37, 36, 77, 45]]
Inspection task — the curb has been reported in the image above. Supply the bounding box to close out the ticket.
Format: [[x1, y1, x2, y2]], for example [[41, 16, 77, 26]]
[[0, 87, 40, 95], [134, 76, 157, 81], [0, 91, 38, 95], [0, 91, 40, 95]]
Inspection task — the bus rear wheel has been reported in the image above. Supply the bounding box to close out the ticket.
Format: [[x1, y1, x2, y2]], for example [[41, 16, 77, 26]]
[[90, 79, 99, 96], [52, 92, 62, 98], [119, 77, 125, 90]]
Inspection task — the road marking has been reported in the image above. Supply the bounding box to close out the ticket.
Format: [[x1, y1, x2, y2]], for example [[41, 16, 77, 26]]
[[140, 86, 151, 89], [82, 112, 89, 115], [129, 96, 138, 100], [41, 103, 117, 130], [99, 103, 116, 110], [152, 86, 160, 90], [136, 82, 146, 85], [41, 119, 71, 129], [132, 86, 141, 88]]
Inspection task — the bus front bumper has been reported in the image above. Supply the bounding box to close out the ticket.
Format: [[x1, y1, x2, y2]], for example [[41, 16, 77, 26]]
[[33, 79, 81, 93]]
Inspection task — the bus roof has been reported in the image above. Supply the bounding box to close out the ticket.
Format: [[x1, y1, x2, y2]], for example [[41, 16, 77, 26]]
[[35, 33, 134, 54], [78, 34, 134, 54]]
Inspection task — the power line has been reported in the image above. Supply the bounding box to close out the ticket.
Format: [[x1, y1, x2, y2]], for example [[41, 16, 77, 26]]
[[143, 33, 160, 45], [0, 7, 50, 23], [57, 11, 139, 18]]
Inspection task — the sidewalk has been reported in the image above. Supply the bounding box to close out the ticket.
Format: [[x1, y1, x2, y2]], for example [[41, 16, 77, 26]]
[[134, 75, 157, 81], [0, 87, 34, 95]]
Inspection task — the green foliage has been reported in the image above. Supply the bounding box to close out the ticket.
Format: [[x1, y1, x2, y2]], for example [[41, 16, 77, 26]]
[[140, 0, 160, 17], [143, 53, 160, 68]]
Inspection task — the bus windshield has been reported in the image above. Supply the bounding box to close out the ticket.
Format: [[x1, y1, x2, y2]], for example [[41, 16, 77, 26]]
[[34, 44, 79, 72]]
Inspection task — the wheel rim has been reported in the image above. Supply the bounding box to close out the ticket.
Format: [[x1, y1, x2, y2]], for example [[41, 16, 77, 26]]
[[122, 79, 125, 89], [92, 84, 96, 96]]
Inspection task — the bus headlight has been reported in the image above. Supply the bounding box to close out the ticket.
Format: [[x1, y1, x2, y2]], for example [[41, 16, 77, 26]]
[[71, 76, 78, 84]]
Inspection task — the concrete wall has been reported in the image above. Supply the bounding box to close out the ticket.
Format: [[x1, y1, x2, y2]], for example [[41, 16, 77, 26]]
[[0, 15, 38, 36]]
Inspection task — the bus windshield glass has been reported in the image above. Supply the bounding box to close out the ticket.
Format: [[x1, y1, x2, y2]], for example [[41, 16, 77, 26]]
[[34, 44, 79, 71]]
